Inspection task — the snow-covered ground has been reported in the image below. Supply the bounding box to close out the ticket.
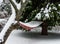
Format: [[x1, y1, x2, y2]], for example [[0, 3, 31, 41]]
[[5, 30, 60, 44], [0, 0, 60, 44]]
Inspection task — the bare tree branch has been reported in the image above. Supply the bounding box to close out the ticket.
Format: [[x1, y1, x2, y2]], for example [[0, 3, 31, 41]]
[[9, 0, 18, 12], [15, 0, 30, 21]]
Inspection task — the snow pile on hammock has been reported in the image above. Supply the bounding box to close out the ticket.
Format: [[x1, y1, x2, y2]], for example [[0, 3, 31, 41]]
[[20, 21, 42, 28]]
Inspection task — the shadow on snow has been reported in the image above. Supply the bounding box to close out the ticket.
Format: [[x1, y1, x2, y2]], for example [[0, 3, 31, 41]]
[[16, 31, 60, 40]]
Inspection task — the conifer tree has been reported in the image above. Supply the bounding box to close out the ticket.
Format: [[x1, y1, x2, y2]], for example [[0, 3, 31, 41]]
[[9, 0, 60, 35]]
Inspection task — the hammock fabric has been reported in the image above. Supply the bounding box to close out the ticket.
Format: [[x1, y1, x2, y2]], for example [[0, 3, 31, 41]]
[[19, 21, 42, 31]]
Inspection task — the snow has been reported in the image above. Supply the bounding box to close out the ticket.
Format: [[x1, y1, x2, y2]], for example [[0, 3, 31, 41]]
[[23, 0, 26, 3], [0, 3, 15, 42], [0, 11, 8, 18], [12, 0, 27, 10], [5, 30, 60, 44], [0, 19, 7, 22], [20, 21, 42, 27], [35, 13, 41, 20], [58, 4, 60, 6], [0, 0, 60, 43], [0, 0, 3, 3], [12, 0, 21, 10]]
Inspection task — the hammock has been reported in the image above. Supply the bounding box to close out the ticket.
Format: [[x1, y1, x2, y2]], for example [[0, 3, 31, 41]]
[[19, 21, 42, 31]]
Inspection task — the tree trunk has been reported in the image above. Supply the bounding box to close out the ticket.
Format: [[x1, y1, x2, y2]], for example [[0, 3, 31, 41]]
[[41, 22, 48, 35]]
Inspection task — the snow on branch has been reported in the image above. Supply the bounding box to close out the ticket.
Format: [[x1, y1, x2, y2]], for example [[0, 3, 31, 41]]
[[9, 0, 18, 11], [0, 3, 15, 43]]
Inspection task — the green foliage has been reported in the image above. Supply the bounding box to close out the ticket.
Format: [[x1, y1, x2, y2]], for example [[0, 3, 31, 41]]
[[20, 0, 47, 22], [48, 0, 60, 4], [19, 0, 60, 30]]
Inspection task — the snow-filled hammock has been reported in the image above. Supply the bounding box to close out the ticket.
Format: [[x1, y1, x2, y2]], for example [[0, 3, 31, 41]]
[[19, 21, 42, 31]]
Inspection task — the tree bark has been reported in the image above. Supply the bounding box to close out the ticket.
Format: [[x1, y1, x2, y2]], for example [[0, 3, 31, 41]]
[[3, 23, 20, 44], [41, 22, 48, 35]]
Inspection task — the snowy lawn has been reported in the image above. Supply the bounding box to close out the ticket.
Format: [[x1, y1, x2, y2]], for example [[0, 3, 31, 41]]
[[5, 30, 60, 44]]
